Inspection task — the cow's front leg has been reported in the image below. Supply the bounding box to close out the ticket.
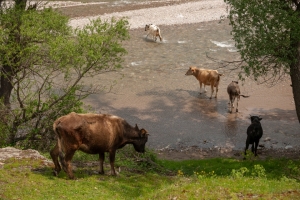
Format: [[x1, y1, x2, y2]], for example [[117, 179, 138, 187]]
[[99, 152, 105, 174], [199, 82, 203, 94], [236, 96, 239, 112], [109, 150, 117, 176]]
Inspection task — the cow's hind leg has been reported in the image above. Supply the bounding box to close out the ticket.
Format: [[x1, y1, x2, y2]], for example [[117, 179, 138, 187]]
[[109, 150, 117, 176], [229, 99, 233, 113], [236, 96, 240, 112], [99, 152, 105, 174], [50, 143, 61, 176], [60, 150, 76, 179], [210, 84, 214, 99], [254, 140, 259, 156], [251, 144, 255, 155], [244, 139, 250, 160], [215, 86, 218, 98]]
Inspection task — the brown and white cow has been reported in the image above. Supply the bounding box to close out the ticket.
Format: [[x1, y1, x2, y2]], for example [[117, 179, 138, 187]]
[[145, 24, 162, 42], [227, 81, 249, 113], [50, 112, 148, 179], [185, 66, 223, 99]]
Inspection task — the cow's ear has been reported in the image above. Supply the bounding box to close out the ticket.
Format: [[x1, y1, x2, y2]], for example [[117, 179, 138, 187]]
[[135, 124, 139, 130], [140, 129, 149, 137], [259, 117, 262, 121]]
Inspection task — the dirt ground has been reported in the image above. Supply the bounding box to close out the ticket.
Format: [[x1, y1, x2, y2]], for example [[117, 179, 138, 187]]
[[155, 147, 300, 161]]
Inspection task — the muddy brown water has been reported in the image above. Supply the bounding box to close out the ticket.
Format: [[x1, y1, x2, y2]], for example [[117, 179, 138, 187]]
[[83, 20, 300, 151]]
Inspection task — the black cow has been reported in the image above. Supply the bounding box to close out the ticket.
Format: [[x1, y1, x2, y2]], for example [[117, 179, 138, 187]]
[[244, 115, 263, 158]]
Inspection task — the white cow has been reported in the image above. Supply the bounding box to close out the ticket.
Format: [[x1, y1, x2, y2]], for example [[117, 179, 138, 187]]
[[145, 24, 162, 42]]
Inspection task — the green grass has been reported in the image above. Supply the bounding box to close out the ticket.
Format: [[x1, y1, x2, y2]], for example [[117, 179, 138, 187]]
[[0, 149, 299, 200]]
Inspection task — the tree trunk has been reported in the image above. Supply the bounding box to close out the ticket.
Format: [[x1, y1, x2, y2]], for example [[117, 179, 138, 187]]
[[290, 41, 300, 123], [0, 65, 13, 108]]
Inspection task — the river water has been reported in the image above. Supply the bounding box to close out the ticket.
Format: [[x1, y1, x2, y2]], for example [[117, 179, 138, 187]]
[[78, 1, 300, 151]]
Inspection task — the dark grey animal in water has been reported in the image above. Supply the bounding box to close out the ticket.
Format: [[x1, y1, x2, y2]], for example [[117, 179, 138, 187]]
[[244, 115, 263, 158], [227, 81, 249, 113]]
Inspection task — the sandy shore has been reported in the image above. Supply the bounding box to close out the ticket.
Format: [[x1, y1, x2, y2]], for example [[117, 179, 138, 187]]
[[69, 0, 228, 29]]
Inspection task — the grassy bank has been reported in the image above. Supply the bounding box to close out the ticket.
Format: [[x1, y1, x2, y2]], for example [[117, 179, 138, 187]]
[[0, 149, 299, 199]]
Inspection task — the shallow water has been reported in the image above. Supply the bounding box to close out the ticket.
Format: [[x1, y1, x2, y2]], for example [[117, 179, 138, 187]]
[[83, 19, 299, 151]]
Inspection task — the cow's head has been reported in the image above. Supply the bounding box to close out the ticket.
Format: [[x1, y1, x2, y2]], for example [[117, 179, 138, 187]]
[[145, 24, 150, 31], [250, 115, 262, 123], [133, 124, 149, 153], [185, 66, 196, 76]]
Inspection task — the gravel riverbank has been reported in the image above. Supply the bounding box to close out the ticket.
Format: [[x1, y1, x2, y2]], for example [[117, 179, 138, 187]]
[[68, 0, 228, 29]]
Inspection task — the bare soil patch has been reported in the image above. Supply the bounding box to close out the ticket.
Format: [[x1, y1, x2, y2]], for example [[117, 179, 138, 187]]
[[156, 147, 300, 161]]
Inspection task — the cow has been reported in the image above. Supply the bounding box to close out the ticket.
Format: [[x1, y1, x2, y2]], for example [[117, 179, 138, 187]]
[[227, 81, 249, 113], [145, 24, 162, 42], [50, 112, 149, 179], [185, 66, 223, 99], [244, 115, 263, 158]]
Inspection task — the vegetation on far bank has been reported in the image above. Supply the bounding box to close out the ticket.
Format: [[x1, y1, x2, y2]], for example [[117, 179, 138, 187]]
[[0, 147, 299, 200]]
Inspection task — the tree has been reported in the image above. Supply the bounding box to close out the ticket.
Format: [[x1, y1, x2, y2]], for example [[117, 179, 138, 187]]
[[0, 0, 130, 149], [224, 0, 300, 123]]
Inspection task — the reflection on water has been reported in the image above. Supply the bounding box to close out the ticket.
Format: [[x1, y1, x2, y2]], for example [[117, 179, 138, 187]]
[[224, 113, 238, 138]]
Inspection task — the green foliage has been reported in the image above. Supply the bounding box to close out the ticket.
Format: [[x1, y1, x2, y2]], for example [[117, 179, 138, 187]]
[[0, 5, 130, 150], [225, 0, 300, 81], [244, 150, 256, 161], [231, 164, 266, 178], [1, 156, 300, 199], [231, 167, 249, 178]]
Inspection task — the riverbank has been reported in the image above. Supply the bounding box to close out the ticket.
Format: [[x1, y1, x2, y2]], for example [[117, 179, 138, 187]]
[[63, 0, 228, 29]]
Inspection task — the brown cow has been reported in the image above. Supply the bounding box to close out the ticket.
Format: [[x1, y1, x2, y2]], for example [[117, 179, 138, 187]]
[[185, 66, 223, 99], [50, 112, 148, 179], [227, 81, 249, 113]]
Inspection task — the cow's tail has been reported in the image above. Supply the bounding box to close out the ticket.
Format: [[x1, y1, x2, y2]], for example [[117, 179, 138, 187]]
[[54, 121, 66, 168], [240, 94, 250, 98], [214, 73, 223, 87]]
